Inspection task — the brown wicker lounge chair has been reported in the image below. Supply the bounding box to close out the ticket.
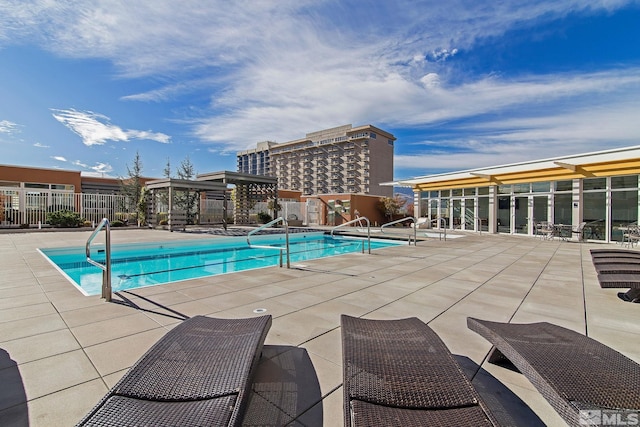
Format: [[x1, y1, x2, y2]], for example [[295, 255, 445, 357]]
[[593, 263, 640, 274], [77, 315, 272, 427], [341, 315, 500, 427], [467, 317, 640, 427], [591, 257, 640, 264], [590, 249, 640, 258]]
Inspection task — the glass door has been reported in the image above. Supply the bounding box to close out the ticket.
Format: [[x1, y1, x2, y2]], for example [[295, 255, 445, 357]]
[[464, 199, 475, 230], [452, 199, 462, 229], [497, 197, 511, 233], [514, 196, 529, 234]]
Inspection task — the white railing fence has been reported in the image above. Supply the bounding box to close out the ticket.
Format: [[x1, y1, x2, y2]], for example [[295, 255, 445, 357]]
[[0, 188, 308, 228], [0, 189, 131, 227], [247, 201, 306, 224]]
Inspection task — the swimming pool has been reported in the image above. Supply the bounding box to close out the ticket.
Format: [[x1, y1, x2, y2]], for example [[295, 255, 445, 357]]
[[39, 232, 400, 296]]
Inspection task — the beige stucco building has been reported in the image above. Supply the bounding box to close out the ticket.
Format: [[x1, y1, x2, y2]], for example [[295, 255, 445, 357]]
[[237, 124, 396, 197]]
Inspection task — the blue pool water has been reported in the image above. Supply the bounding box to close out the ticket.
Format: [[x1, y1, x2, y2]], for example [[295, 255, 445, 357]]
[[39, 233, 400, 295]]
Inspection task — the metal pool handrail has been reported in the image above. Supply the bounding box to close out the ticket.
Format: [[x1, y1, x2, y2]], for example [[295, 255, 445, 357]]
[[247, 217, 290, 268], [381, 216, 417, 245], [331, 217, 371, 254], [431, 217, 447, 241], [86, 218, 112, 302]]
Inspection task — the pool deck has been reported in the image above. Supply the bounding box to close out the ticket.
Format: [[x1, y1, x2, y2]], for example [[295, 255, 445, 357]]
[[0, 228, 639, 426]]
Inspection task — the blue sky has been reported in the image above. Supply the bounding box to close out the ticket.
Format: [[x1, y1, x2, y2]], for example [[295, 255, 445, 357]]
[[1, 1, 640, 181]]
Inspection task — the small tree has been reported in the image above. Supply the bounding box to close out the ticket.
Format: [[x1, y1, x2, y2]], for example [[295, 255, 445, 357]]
[[120, 151, 144, 221], [175, 156, 200, 224], [136, 187, 148, 226], [377, 195, 407, 222], [267, 199, 281, 219], [163, 157, 171, 178]]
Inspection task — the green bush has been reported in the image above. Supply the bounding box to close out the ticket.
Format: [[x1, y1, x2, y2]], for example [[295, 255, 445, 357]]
[[257, 211, 272, 223], [110, 220, 125, 227], [46, 210, 84, 228]]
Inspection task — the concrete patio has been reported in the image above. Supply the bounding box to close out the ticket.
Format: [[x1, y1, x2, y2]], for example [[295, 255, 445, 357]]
[[0, 228, 638, 426]]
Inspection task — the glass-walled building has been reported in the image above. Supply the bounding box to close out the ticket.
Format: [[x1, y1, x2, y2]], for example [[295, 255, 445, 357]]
[[399, 146, 640, 243]]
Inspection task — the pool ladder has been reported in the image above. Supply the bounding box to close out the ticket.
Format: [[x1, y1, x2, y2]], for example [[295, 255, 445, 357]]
[[247, 217, 290, 268], [86, 218, 112, 302], [331, 217, 371, 254], [381, 216, 417, 245]]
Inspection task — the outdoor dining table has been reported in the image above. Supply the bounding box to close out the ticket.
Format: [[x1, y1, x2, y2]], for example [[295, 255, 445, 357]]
[[552, 224, 572, 240]]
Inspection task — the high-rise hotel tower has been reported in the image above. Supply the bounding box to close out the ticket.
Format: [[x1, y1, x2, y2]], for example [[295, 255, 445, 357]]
[[237, 124, 395, 197]]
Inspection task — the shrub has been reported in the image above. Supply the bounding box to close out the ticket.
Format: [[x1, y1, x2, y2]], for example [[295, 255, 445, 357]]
[[257, 211, 272, 223], [110, 220, 125, 227], [46, 210, 84, 228], [159, 219, 169, 226], [83, 221, 93, 227]]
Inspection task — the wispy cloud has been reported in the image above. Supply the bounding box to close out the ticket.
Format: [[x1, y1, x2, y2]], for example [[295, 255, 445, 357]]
[[51, 108, 171, 146], [34, 142, 50, 148], [0, 120, 19, 134], [51, 155, 67, 162], [3, 1, 640, 176]]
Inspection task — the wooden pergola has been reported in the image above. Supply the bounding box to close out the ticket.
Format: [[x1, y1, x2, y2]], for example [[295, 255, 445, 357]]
[[145, 178, 229, 231], [197, 171, 278, 225]]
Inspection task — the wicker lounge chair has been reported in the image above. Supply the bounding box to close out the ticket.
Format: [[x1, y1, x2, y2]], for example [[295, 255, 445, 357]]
[[77, 315, 272, 427], [467, 317, 640, 427], [591, 257, 640, 264], [593, 263, 640, 274], [590, 249, 640, 258], [341, 315, 500, 427]]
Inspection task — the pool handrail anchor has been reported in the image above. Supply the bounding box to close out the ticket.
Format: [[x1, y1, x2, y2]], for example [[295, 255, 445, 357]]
[[381, 216, 417, 245], [247, 217, 290, 268], [331, 217, 371, 254], [430, 217, 447, 241], [86, 218, 112, 302]]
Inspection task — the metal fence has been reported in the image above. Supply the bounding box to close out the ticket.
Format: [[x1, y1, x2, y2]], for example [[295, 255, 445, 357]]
[[0, 189, 131, 227], [248, 201, 306, 224], [0, 188, 308, 227]]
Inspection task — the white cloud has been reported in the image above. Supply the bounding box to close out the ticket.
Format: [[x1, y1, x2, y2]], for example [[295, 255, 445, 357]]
[[420, 73, 441, 88], [51, 156, 67, 162], [2, 0, 640, 171], [0, 120, 19, 134], [34, 142, 50, 148], [51, 108, 170, 146], [394, 96, 640, 175], [91, 162, 113, 174]]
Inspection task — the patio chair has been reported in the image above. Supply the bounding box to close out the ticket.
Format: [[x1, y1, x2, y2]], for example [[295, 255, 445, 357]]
[[622, 223, 640, 248], [535, 221, 555, 240], [467, 317, 640, 427], [341, 315, 500, 427], [77, 315, 272, 427], [571, 221, 587, 241]]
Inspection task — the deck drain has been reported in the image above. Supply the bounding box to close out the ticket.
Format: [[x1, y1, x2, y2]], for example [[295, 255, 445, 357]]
[[253, 308, 267, 314]]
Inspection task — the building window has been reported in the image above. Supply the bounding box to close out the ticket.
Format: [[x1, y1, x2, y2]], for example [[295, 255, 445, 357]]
[[513, 183, 529, 194], [554, 180, 572, 191], [583, 178, 606, 191], [25, 183, 49, 189], [611, 175, 638, 189], [478, 187, 490, 196], [498, 185, 512, 194]]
